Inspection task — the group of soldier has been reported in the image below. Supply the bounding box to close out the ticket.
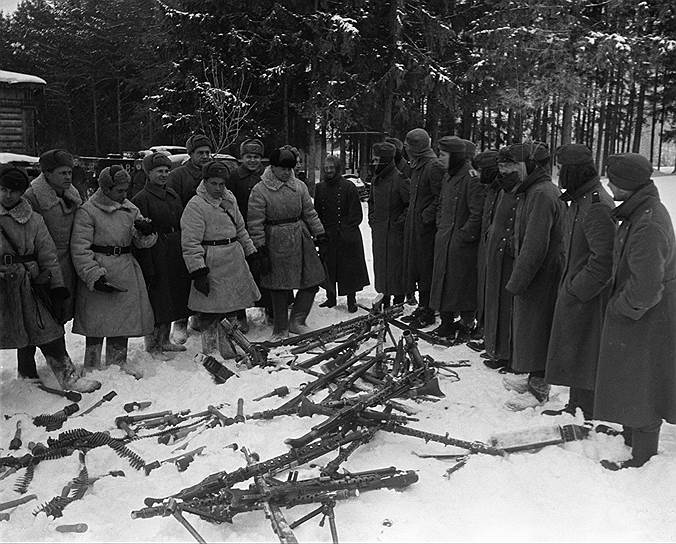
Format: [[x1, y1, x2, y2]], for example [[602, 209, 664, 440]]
[[0, 126, 674, 471]]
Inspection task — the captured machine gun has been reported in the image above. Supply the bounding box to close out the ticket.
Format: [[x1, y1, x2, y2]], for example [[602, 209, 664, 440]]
[[131, 462, 418, 543]]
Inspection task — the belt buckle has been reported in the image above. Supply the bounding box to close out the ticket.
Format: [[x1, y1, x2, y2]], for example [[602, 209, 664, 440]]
[[112, 246, 122, 256], [2, 254, 13, 265]]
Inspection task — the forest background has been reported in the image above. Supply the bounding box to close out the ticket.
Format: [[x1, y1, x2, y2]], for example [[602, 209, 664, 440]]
[[1, 0, 674, 185]]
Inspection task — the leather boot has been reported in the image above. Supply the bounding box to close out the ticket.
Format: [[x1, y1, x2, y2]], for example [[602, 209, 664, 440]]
[[17, 346, 38, 379], [201, 320, 219, 356], [347, 293, 358, 313], [602, 424, 660, 470], [42, 339, 101, 393], [84, 337, 103, 371], [270, 289, 290, 338], [289, 288, 316, 335], [216, 320, 239, 360]]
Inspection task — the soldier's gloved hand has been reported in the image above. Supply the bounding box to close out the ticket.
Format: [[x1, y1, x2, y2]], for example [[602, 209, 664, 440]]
[[133, 218, 156, 236], [246, 251, 261, 277], [93, 276, 118, 293], [191, 268, 210, 296], [257, 246, 272, 276], [50, 286, 70, 322]]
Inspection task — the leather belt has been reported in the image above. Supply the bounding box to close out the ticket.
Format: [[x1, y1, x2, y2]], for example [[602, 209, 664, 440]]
[[267, 216, 301, 226], [91, 245, 131, 256], [1, 254, 36, 265], [202, 238, 237, 246]]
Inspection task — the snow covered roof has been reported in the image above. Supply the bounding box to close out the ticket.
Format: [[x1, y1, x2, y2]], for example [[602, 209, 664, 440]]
[[0, 152, 39, 164], [0, 69, 46, 85]]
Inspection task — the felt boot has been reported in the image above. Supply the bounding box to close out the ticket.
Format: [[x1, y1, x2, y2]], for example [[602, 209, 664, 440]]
[[171, 319, 188, 345], [289, 288, 316, 335], [43, 338, 101, 393], [217, 320, 238, 360], [84, 337, 104, 371], [159, 322, 186, 352], [201, 320, 219, 356], [17, 346, 38, 379]]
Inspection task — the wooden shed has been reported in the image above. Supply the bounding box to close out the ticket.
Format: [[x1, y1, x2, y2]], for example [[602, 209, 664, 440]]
[[0, 69, 46, 155]]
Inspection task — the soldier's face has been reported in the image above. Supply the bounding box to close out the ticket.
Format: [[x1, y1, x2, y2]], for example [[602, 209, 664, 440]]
[[148, 166, 170, 187], [324, 163, 337, 179], [607, 181, 632, 201], [104, 182, 129, 203], [191, 146, 212, 166], [0, 186, 24, 209], [271, 166, 293, 182], [242, 153, 262, 172], [45, 166, 72, 194], [205, 177, 226, 199]]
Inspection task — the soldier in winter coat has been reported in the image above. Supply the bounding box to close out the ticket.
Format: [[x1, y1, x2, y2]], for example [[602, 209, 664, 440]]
[[167, 134, 213, 207], [368, 142, 410, 306], [385, 137, 412, 179], [71, 166, 157, 378], [473, 150, 500, 341], [482, 150, 519, 371], [544, 145, 615, 420], [401, 129, 444, 328], [132, 152, 191, 358], [314, 155, 369, 312], [499, 143, 565, 411], [181, 161, 261, 358], [429, 136, 486, 343], [226, 138, 270, 330], [0, 165, 100, 393], [595, 153, 676, 470], [21, 149, 82, 379], [247, 148, 326, 340]]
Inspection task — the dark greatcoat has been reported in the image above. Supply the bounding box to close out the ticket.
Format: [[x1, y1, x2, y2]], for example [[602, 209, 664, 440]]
[[545, 179, 615, 390], [167, 159, 203, 208], [402, 154, 444, 295], [476, 180, 501, 325], [429, 163, 486, 313], [314, 176, 369, 295], [483, 189, 517, 360], [131, 183, 190, 324], [506, 168, 565, 373], [368, 162, 410, 296], [226, 164, 263, 223], [594, 183, 676, 428]]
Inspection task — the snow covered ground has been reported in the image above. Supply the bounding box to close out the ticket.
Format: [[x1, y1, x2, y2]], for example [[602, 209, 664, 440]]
[[1, 173, 675, 543]]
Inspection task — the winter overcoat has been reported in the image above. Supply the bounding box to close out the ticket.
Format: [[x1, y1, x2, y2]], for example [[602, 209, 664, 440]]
[[132, 183, 190, 323], [247, 167, 325, 291], [167, 160, 203, 208], [368, 162, 410, 296], [430, 164, 486, 312], [594, 183, 676, 428], [476, 181, 501, 324], [545, 179, 615, 390], [70, 189, 156, 338], [483, 189, 517, 360], [314, 176, 369, 295], [506, 168, 565, 373], [402, 154, 444, 295], [226, 164, 263, 223], [181, 183, 259, 314], [0, 198, 65, 348], [23, 173, 82, 322]]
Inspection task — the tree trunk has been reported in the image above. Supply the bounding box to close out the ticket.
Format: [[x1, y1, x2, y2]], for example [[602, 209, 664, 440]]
[[116, 78, 122, 154], [306, 119, 316, 196], [632, 80, 646, 153], [561, 101, 573, 145], [649, 69, 659, 163], [283, 77, 289, 143], [91, 77, 99, 155]]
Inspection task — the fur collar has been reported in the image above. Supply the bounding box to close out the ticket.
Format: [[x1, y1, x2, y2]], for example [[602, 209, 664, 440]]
[[88, 188, 136, 213], [30, 173, 82, 211], [0, 197, 33, 224], [261, 166, 299, 192]]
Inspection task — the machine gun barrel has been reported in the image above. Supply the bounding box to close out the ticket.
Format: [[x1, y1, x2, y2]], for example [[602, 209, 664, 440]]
[[219, 317, 268, 366]]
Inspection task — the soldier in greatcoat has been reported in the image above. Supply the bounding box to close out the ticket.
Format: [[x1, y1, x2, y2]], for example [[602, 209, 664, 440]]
[[1, 165, 100, 393], [401, 129, 444, 328], [314, 156, 369, 312], [368, 142, 410, 307], [499, 143, 566, 411], [595, 153, 676, 470], [247, 148, 326, 340], [543, 144, 615, 419], [429, 136, 486, 343], [226, 138, 270, 330], [132, 152, 191, 358], [167, 134, 213, 208], [21, 149, 82, 378]]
